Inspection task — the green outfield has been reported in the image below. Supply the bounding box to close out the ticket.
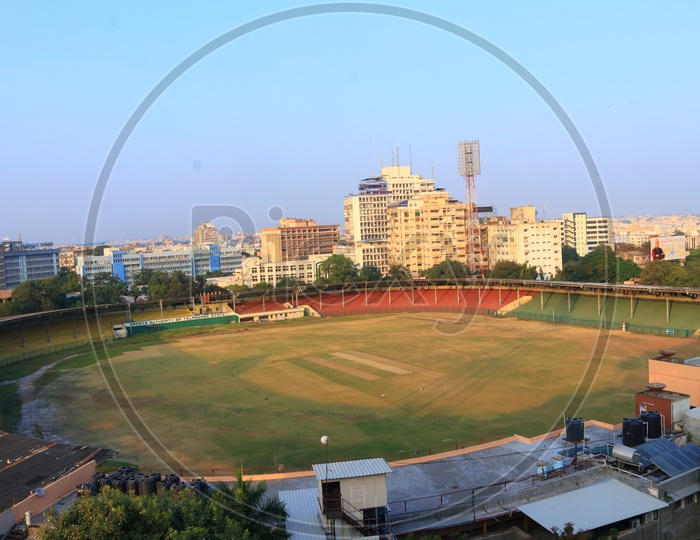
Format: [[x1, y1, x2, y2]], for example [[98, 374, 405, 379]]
[[34, 312, 700, 473], [511, 292, 700, 335]]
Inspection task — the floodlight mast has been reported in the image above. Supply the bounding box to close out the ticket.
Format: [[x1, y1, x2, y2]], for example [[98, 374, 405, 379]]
[[457, 140, 484, 277]]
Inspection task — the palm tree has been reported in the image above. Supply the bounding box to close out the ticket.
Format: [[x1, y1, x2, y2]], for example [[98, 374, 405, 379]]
[[213, 471, 289, 540]]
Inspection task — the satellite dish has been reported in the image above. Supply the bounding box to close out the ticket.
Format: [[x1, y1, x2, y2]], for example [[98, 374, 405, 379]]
[[36, 487, 45, 497]]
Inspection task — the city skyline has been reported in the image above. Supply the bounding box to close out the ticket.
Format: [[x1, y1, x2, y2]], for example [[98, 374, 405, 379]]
[[2, 2, 698, 244]]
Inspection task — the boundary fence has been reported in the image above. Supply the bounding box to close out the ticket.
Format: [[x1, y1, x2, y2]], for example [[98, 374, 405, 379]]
[[0, 339, 97, 368], [99, 432, 506, 477], [511, 310, 699, 338]]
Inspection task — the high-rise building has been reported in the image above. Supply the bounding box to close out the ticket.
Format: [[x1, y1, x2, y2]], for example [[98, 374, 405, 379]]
[[193, 222, 219, 248], [486, 212, 563, 278], [260, 218, 339, 263], [381, 165, 436, 204], [562, 212, 613, 257], [343, 178, 390, 274], [1, 240, 60, 289], [387, 191, 467, 276]]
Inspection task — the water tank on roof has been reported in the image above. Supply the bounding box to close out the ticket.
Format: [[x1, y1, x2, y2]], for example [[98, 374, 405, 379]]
[[622, 418, 645, 447], [640, 411, 662, 439], [612, 444, 640, 464], [565, 417, 585, 441]]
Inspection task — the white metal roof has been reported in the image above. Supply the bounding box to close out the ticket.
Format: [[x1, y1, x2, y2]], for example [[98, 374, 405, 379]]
[[312, 458, 392, 481], [518, 478, 667, 533], [278, 488, 326, 540]]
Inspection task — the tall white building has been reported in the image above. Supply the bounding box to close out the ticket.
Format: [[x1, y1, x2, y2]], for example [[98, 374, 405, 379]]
[[487, 210, 563, 278], [343, 178, 390, 274], [387, 191, 467, 276], [562, 212, 613, 257]]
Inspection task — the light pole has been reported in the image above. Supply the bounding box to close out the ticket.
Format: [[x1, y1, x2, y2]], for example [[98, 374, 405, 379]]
[[321, 435, 329, 479], [321, 435, 329, 513]]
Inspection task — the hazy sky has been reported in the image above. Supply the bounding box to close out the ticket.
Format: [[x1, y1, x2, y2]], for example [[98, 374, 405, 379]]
[[2, 2, 698, 244]]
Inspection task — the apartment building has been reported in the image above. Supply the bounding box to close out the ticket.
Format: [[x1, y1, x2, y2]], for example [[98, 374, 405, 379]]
[[562, 212, 613, 257], [387, 191, 467, 276], [0, 240, 60, 289], [260, 218, 339, 263], [192, 222, 219, 248], [486, 212, 563, 278], [343, 178, 390, 274], [381, 165, 436, 204]]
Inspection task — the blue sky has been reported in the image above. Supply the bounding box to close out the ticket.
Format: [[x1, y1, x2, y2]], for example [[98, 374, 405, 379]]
[[2, 2, 698, 244]]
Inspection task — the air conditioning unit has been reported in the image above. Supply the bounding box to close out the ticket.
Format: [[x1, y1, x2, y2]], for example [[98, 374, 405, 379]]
[[630, 518, 641, 529]]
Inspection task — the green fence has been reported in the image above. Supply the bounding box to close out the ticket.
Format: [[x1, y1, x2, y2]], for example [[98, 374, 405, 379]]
[[509, 310, 699, 338], [0, 339, 98, 368]]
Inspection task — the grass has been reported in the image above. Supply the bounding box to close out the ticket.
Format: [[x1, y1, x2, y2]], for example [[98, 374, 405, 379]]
[[38, 312, 700, 472], [0, 384, 22, 432], [512, 292, 700, 332]]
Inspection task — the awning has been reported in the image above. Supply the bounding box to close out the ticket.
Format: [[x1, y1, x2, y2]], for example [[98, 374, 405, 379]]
[[518, 478, 667, 533]]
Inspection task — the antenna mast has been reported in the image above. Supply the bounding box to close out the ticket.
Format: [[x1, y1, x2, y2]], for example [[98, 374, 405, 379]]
[[457, 140, 484, 277]]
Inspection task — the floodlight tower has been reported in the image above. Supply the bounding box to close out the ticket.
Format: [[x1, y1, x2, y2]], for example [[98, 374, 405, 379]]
[[457, 140, 484, 277]]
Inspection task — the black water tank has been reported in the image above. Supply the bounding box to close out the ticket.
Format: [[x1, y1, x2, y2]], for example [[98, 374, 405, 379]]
[[622, 418, 645, 447], [641, 411, 662, 439], [565, 417, 585, 441]]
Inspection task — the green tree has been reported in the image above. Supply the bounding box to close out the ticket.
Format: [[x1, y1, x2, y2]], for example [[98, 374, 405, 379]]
[[562, 245, 580, 265], [212, 471, 288, 540], [132, 268, 156, 286], [639, 260, 677, 286], [228, 284, 251, 293], [315, 255, 359, 284], [489, 261, 538, 280], [38, 487, 257, 540], [358, 265, 382, 282], [686, 248, 700, 264], [423, 259, 470, 279], [87, 272, 128, 304], [385, 264, 411, 281], [253, 281, 273, 290], [275, 277, 305, 288]]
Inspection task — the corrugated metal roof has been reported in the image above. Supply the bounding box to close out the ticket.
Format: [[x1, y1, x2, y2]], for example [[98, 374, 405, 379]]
[[312, 458, 392, 481], [518, 478, 667, 532], [279, 488, 326, 540]]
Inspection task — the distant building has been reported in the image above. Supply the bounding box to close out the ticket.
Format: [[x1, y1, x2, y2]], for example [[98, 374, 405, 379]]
[[0, 240, 60, 289], [193, 222, 219, 248], [486, 212, 563, 277], [232, 254, 328, 287], [343, 178, 390, 274], [260, 218, 339, 263], [381, 165, 436, 204], [562, 212, 613, 257], [77, 246, 241, 286], [387, 191, 467, 276]]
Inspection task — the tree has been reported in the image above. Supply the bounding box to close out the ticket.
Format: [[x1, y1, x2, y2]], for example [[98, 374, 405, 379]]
[[489, 261, 538, 280], [253, 281, 273, 290], [562, 245, 580, 264], [639, 260, 676, 286], [385, 264, 411, 281], [212, 471, 288, 540], [423, 259, 470, 279], [85, 272, 128, 305], [358, 265, 382, 282], [38, 487, 257, 540], [275, 277, 305, 288], [315, 255, 359, 284], [228, 284, 251, 293], [132, 268, 155, 286]]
